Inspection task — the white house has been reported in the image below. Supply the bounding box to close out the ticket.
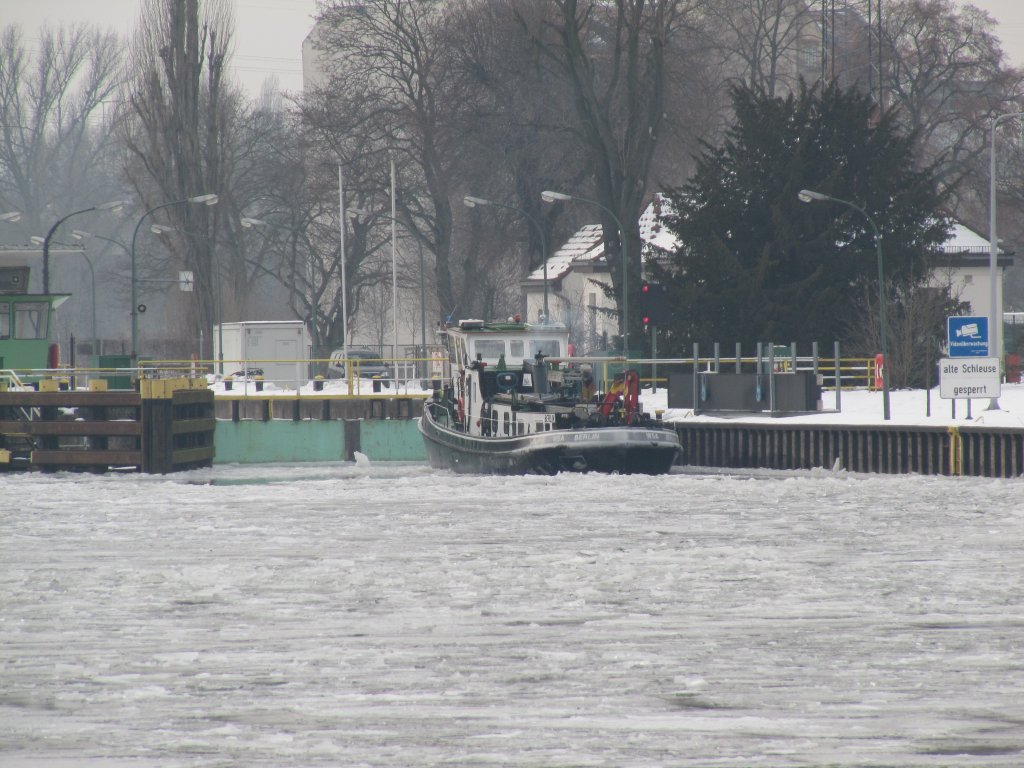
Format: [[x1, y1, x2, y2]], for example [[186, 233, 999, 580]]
[[930, 222, 1014, 323], [521, 201, 677, 355]]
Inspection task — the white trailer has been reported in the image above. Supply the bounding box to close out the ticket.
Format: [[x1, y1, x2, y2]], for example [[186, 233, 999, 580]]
[[213, 321, 310, 389]]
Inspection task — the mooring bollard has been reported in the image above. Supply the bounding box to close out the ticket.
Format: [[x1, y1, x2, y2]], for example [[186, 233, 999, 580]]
[[224, 375, 233, 392], [313, 375, 324, 392], [255, 375, 264, 392]]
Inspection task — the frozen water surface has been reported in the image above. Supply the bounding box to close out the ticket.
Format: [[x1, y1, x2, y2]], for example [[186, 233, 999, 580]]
[[2, 463, 1024, 766]]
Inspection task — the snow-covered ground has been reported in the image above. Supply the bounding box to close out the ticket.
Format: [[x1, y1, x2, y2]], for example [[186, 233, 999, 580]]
[[3, 464, 1024, 766], [648, 382, 1024, 428]]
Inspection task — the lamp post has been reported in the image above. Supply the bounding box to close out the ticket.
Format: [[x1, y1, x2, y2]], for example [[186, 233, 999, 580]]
[[986, 111, 1024, 410], [130, 194, 218, 362], [798, 188, 890, 420], [66, 231, 104, 351], [41, 199, 129, 294], [541, 190, 629, 360], [464, 195, 549, 323]]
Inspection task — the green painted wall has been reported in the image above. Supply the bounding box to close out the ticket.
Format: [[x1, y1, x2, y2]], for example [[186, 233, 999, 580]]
[[215, 421, 344, 463], [214, 419, 426, 463], [360, 419, 427, 461]]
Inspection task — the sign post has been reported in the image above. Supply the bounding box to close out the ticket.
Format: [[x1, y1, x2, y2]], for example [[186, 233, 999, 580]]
[[941, 315, 999, 401]]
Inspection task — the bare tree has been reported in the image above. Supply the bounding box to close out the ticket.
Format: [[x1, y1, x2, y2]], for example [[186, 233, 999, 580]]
[[883, 0, 1023, 215], [0, 23, 124, 232], [312, 0, 471, 322], [119, 0, 235, 357], [515, 0, 701, 347], [709, 0, 818, 98], [0, 23, 128, 359]]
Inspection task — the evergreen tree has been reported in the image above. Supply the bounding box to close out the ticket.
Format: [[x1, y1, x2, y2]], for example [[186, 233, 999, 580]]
[[655, 82, 950, 355]]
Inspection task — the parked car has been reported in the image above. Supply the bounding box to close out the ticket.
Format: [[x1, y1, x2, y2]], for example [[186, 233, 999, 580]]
[[327, 348, 392, 386]]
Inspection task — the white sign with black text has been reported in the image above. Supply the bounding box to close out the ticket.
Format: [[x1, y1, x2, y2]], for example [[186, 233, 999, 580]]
[[939, 357, 1001, 399]]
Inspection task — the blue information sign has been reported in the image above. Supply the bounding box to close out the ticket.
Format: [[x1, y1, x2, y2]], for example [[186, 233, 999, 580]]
[[947, 316, 989, 357]]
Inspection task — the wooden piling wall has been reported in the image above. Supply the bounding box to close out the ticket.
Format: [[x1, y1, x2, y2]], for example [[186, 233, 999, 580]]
[[672, 422, 1024, 478], [0, 382, 215, 473]]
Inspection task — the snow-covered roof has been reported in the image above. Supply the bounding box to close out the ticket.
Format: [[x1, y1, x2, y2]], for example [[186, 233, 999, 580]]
[[526, 197, 680, 282], [941, 223, 994, 253], [526, 224, 604, 282]]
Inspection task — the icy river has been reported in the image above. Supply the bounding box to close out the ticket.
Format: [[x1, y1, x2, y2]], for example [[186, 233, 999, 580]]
[[2, 463, 1023, 766]]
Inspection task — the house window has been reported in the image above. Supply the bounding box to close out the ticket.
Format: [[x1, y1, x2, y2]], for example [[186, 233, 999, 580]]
[[14, 302, 48, 340]]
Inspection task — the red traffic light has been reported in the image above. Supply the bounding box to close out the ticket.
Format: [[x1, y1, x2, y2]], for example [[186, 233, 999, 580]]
[[641, 281, 650, 293]]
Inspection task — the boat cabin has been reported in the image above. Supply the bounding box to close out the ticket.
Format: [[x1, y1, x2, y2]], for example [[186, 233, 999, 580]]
[[439, 319, 594, 438], [444, 319, 567, 369]]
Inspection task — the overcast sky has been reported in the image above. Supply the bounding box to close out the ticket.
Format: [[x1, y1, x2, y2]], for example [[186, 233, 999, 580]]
[[1, 0, 1023, 94], [1, 0, 318, 95]]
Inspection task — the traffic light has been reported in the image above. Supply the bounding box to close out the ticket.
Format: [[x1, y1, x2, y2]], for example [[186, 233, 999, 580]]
[[638, 280, 671, 327], [640, 281, 650, 330]]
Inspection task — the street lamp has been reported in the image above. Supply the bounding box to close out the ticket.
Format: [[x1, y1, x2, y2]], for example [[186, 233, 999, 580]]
[[35, 231, 99, 360], [41, 199, 129, 294], [67, 231, 101, 350], [986, 111, 1024, 410], [464, 195, 549, 323], [130, 193, 218, 362], [540, 191, 626, 362], [798, 188, 890, 420]]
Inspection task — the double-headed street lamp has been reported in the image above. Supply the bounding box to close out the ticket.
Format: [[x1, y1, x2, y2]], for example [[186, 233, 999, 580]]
[[541, 190, 630, 360], [41, 199, 129, 294], [464, 195, 549, 323], [986, 111, 1024, 410], [798, 188, 890, 420], [130, 194, 218, 361]]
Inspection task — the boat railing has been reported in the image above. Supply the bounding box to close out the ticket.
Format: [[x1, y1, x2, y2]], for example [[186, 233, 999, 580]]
[[425, 399, 455, 427]]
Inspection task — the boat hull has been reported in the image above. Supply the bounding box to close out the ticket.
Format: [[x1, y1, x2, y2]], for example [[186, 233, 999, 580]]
[[418, 408, 681, 475]]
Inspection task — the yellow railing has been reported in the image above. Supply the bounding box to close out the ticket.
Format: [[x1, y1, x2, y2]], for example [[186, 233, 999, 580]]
[[631, 356, 876, 391], [1, 355, 882, 395]]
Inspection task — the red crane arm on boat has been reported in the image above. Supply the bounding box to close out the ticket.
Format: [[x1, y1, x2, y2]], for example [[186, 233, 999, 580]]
[[597, 370, 640, 425]]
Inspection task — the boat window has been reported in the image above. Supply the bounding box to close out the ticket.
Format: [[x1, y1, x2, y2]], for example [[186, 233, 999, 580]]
[[518, 422, 525, 436], [474, 339, 505, 360], [530, 340, 561, 359], [0, 303, 9, 339], [503, 411, 510, 435], [509, 340, 524, 358], [14, 302, 47, 340]]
